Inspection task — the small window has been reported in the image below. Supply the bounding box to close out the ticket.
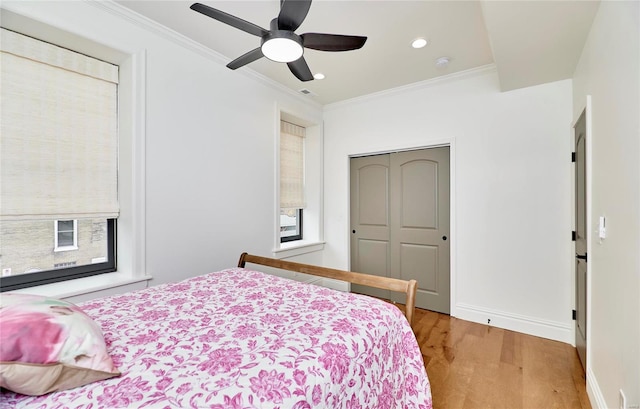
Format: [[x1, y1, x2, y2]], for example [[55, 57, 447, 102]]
[[280, 209, 303, 242], [54, 220, 78, 251], [280, 120, 305, 243]]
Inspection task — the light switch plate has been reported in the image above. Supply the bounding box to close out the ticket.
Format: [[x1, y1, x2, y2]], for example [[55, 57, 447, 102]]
[[598, 216, 606, 239]]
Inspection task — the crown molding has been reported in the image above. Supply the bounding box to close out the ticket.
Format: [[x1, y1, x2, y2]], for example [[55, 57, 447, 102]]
[[323, 64, 498, 112], [87, 0, 322, 110]]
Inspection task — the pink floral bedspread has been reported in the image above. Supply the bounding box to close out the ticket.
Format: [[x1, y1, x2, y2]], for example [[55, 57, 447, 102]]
[[1, 268, 432, 409]]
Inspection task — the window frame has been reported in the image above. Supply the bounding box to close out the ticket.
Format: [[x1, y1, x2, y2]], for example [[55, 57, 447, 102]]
[[54, 219, 79, 252], [280, 209, 303, 243], [274, 109, 324, 257]]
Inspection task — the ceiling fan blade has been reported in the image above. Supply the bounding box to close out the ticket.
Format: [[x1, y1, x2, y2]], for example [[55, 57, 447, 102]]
[[301, 33, 367, 51], [191, 3, 268, 37], [277, 0, 312, 31], [287, 57, 313, 81], [227, 48, 264, 70]]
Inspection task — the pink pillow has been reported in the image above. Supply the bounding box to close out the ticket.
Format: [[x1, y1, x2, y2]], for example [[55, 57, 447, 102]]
[[0, 294, 120, 395]]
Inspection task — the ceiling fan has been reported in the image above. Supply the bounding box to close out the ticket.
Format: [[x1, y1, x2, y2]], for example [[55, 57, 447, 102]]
[[190, 0, 367, 81]]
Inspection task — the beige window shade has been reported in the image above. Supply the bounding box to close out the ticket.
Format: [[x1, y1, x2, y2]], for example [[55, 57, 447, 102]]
[[280, 121, 305, 209], [0, 28, 119, 221]]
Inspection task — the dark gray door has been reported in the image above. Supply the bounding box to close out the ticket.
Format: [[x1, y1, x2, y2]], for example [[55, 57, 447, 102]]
[[390, 148, 450, 314], [350, 147, 450, 313], [350, 154, 391, 300], [574, 110, 587, 370]]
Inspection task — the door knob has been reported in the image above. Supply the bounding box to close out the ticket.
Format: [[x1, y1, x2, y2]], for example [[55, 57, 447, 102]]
[[442, 236, 447, 241], [352, 230, 356, 234]]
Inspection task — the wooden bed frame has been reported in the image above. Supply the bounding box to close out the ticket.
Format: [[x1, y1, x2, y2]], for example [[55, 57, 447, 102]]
[[238, 252, 417, 326]]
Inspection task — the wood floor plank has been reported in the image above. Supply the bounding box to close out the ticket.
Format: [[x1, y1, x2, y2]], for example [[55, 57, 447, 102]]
[[408, 307, 592, 409]]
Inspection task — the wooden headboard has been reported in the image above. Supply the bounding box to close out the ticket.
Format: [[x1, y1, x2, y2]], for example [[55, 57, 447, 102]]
[[238, 252, 417, 326]]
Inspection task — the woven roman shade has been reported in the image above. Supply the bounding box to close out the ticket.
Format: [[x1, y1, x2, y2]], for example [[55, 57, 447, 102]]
[[0, 28, 119, 221], [280, 121, 305, 209]]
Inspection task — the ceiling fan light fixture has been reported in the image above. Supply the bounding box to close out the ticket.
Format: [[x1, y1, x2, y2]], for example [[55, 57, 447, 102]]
[[261, 34, 303, 63]]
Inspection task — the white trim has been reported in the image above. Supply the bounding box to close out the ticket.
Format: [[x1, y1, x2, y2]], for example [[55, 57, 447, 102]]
[[52, 246, 79, 253], [88, 1, 228, 64], [87, 0, 322, 111], [572, 95, 593, 371], [273, 241, 325, 259], [319, 278, 349, 292], [301, 276, 322, 285], [585, 95, 594, 379], [456, 303, 573, 344], [274, 105, 283, 250], [54, 219, 78, 252], [586, 367, 607, 409], [319, 120, 325, 245], [348, 140, 452, 159], [8, 272, 152, 301], [449, 138, 457, 316], [569, 114, 577, 348], [324, 64, 496, 112], [112, 45, 147, 281], [131, 48, 147, 278]]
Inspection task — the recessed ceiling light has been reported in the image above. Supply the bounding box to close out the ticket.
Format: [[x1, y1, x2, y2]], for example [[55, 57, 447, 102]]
[[313, 72, 325, 80], [411, 38, 428, 49]]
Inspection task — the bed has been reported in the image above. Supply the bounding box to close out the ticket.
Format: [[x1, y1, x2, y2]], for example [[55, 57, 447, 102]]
[[1, 253, 432, 408]]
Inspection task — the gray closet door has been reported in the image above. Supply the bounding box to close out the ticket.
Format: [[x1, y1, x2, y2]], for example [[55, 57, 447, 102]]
[[350, 147, 450, 314], [390, 148, 450, 314], [350, 154, 392, 300]]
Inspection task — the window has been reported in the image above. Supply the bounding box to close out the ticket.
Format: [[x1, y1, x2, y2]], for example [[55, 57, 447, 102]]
[[54, 220, 78, 251], [280, 121, 305, 243], [0, 28, 118, 291], [280, 209, 303, 242]]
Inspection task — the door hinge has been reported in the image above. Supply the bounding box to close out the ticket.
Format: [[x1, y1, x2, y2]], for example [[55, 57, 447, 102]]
[[572, 309, 577, 320], [571, 152, 576, 162], [572, 231, 576, 241]]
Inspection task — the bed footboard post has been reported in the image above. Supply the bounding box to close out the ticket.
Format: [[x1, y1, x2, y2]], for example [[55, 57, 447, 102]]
[[238, 252, 248, 268], [406, 279, 417, 327]]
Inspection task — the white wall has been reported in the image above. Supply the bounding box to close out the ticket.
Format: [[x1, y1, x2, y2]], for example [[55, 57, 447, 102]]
[[323, 69, 574, 343], [2, 1, 323, 294], [572, 1, 640, 408]]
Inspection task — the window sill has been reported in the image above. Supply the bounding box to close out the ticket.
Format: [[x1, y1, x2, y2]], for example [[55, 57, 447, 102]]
[[54, 246, 78, 252], [6, 272, 152, 300], [273, 240, 325, 258]]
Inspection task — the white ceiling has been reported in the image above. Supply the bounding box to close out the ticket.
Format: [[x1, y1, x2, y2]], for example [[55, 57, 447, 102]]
[[115, 0, 600, 105]]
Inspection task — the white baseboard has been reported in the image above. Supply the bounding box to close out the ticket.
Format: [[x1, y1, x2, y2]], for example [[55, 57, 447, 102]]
[[586, 367, 606, 409], [455, 303, 572, 343], [298, 275, 349, 292], [320, 278, 349, 292]]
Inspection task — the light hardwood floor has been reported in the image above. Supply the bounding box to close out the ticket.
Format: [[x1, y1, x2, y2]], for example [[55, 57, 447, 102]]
[[409, 307, 591, 409]]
